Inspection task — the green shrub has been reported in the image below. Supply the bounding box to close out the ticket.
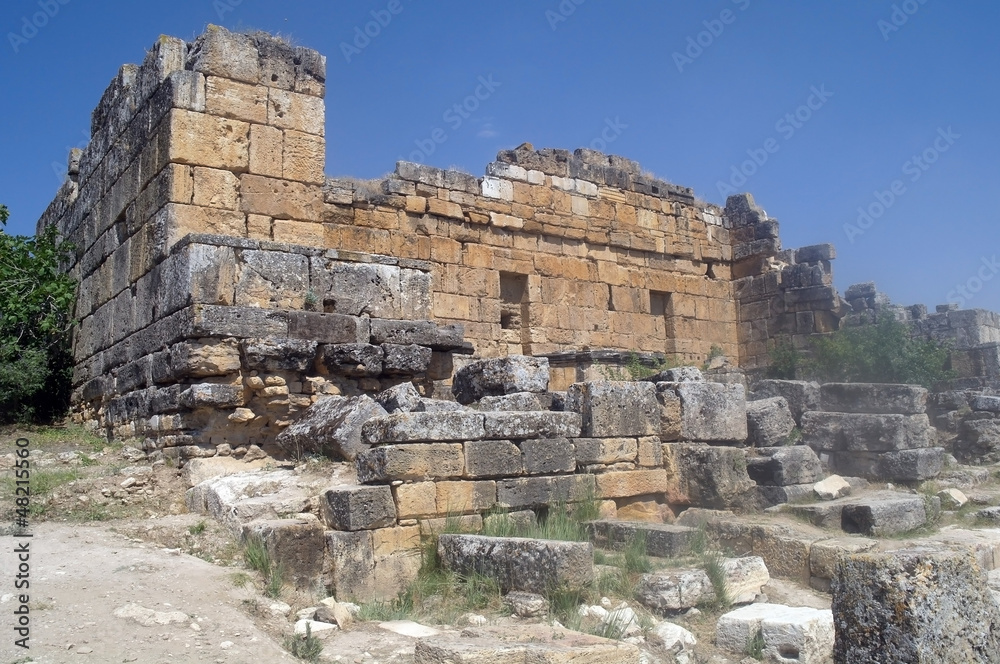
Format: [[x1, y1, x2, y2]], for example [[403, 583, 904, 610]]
[[766, 340, 800, 379], [0, 207, 77, 423]]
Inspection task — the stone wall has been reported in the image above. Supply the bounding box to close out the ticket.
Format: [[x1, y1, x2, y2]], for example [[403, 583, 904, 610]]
[[34, 26, 847, 448]]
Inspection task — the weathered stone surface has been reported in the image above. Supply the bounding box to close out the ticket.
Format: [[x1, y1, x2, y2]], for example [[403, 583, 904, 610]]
[[644, 366, 704, 383], [504, 591, 548, 618], [438, 534, 594, 593], [381, 343, 433, 375], [242, 517, 325, 588], [375, 382, 423, 414], [520, 438, 575, 474], [179, 383, 245, 409], [659, 382, 747, 443], [417, 398, 469, 413], [368, 319, 470, 351], [814, 474, 851, 501], [808, 537, 879, 591], [356, 444, 465, 483], [802, 412, 934, 452], [662, 444, 754, 509], [972, 395, 1000, 413], [746, 446, 823, 487], [841, 495, 939, 536], [878, 447, 945, 481], [820, 382, 928, 415], [938, 488, 969, 510], [414, 624, 639, 664], [722, 556, 771, 604], [241, 338, 319, 372], [476, 392, 553, 412], [594, 469, 668, 499], [707, 519, 816, 583], [746, 397, 796, 447], [496, 475, 595, 509], [320, 485, 396, 531], [636, 568, 714, 612], [566, 381, 660, 437], [452, 356, 550, 404], [362, 412, 486, 444], [182, 456, 269, 487], [464, 440, 524, 478], [716, 604, 834, 664], [832, 549, 1000, 663], [752, 484, 816, 510], [482, 411, 582, 440], [955, 419, 1000, 464], [588, 520, 696, 558], [321, 343, 385, 377], [752, 380, 821, 425], [573, 438, 639, 466], [276, 395, 388, 461]]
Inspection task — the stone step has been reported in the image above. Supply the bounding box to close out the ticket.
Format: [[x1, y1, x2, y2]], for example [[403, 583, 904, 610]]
[[716, 603, 834, 664], [586, 519, 696, 558], [784, 491, 938, 536], [414, 624, 639, 664]]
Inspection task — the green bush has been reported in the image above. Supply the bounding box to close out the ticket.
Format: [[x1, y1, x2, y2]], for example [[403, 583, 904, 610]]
[[0, 206, 76, 423], [766, 340, 800, 379], [806, 316, 952, 388]]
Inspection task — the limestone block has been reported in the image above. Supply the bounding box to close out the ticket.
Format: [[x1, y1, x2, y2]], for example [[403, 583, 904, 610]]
[[241, 338, 318, 372], [267, 88, 325, 136], [464, 440, 524, 478], [356, 443, 465, 483], [438, 534, 594, 593], [721, 556, 771, 604], [242, 518, 325, 588], [808, 537, 878, 586], [165, 339, 241, 380], [414, 624, 639, 664], [235, 249, 309, 309], [637, 436, 663, 467], [393, 482, 437, 519], [205, 76, 268, 124], [939, 488, 968, 510], [325, 530, 375, 601], [381, 344, 433, 376], [287, 311, 367, 344], [482, 411, 582, 440], [249, 123, 283, 177], [840, 495, 938, 536], [311, 261, 432, 320], [955, 420, 1000, 464], [716, 604, 834, 664], [655, 384, 682, 441], [878, 447, 945, 481], [588, 521, 696, 558], [659, 382, 747, 443], [282, 129, 325, 184], [972, 395, 1000, 413], [813, 475, 851, 501], [179, 383, 245, 409], [752, 379, 821, 425], [662, 444, 754, 509], [746, 446, 823, 487], [435, 481, 496, 514], [636, 568, 714, 612], [321, 343, 384, 377], [802, 412, 934, 453], [452, 356, 550, 404], [240, 174, 323, 221], [644, 366, 704, 383], [566, 381, 660, 437], [275, 395, 388, 461], [496, 475, 595, 509], [321, 485, 396, 531], [156, 242, 238, 316], [362, 412, 486, 444], [746, 397, 796, 447], [520, 438, 575, 475], [476, 392, 553, 412], [186, 26, 261, 84], [820, 382, 928, 415], [573, 438, 638, 466], [833, 549, 1000, 663], [167, 110, 249, 171], [375, 382, 423, 414], [369, 319, 469, 351], [594, 469, 668, 499]]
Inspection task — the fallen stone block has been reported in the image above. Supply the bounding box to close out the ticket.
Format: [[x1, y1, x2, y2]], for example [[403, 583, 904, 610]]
[[721, 556, 770, 604], [716, 604, 834, 664], [276, 395, 388, 461], [636, 568, 714, 612], [644, 366, 704, 383], [182, 456, 269, 487], [482, 411, 582, 440], [660, 382, 747, 443], [504, 591, 548, 618], [588, 520, 697, 558], [320, 485, 396, 531], [414, 624, 639, 664], [496, 475, 595, 509], [663, 444, 755, 509], [746, 397, 796, 447], [476, 392, 554, 412], [808, 537, 879, 593], [437, 534, 594, 593], [939, 488, 968, 509], [820, 382, 927, 415], [452, 355, 549, 404], [464, 440, 524, 478], [186, 470, 316, 533], [362, 411, 486, 444], [356, 443, 465, 483], [375, 382, 422, 414], [242, 517, 325, 588], [972, 395, 1000, 413], [833, 548, 1000, 663], [802, 412, 934, 453], [955, 419, 1000, 465], [752, 380, 821, 425], [752, 484, 816, 510], [878, 447, 945, 481], [747, 446, 823, 486], [841, 494, 939, 536], [566, 380, 660, 437], [814, 475, 851, 501], [417, 398, 468, 413], [708, 519, 817, 583], [520, 438, 575, 474]]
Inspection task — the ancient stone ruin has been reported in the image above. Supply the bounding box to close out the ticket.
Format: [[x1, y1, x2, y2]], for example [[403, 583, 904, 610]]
[[32, 25, 1000, 664]]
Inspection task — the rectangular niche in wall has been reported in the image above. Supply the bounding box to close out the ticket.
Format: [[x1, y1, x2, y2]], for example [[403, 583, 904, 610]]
[[650, 289, 676, 349], [500, 272, 528, 330]]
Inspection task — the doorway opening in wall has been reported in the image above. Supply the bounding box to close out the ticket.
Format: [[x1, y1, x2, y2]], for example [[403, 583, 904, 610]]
[[500, 272, 530, 354]]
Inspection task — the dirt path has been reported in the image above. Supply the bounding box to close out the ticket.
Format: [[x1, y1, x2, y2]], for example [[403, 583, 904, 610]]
[[0, 521, 297, 664]]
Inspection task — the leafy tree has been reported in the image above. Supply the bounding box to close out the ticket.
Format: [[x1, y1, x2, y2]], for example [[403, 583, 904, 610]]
[[803, 316, 952, 388], [0, 206, 77, 423]]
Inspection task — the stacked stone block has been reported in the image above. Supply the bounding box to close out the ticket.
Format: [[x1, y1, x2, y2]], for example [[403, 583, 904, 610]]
[[801, 383, 944, 481]]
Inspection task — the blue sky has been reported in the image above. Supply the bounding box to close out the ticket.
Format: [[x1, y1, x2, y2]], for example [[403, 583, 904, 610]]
[[2, 0, 997, 312]]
